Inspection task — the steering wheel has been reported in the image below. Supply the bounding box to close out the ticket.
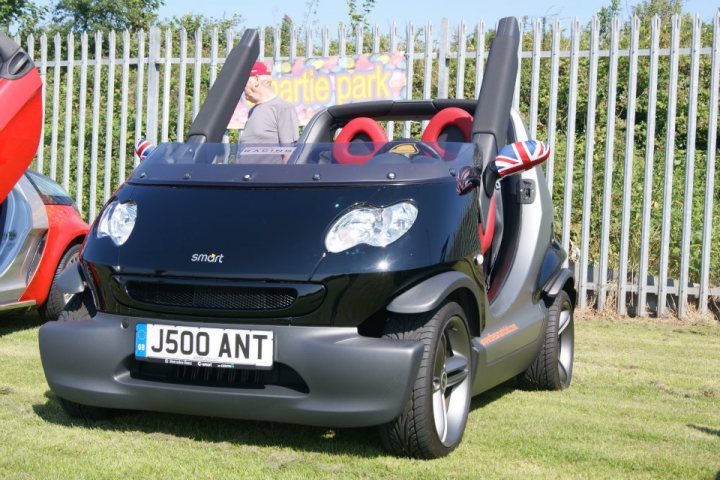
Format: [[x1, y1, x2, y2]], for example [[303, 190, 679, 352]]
[[369, 139, 442, 163]]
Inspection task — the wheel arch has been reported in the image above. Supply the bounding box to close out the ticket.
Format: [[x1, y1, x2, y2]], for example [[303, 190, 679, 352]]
[[386, 271, 483, 336], [540, 267, 576, 308]]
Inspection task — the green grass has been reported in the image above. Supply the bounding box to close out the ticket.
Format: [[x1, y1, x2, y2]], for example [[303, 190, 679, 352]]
[[0, 314, 718, 479]]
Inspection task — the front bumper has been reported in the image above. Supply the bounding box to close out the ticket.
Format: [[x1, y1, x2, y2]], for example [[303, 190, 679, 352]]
[[39, 313, 424, 427]]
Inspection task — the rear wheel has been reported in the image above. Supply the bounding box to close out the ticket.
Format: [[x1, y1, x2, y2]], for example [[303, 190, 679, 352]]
[[55, 288, 117, 420], [519, 289, 574, 390], [39, 243, 82, 321], [379, 301, 472, 458]]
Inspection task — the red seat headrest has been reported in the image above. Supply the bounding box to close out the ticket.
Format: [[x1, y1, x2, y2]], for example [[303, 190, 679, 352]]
[[421, 107, 473, 158], [332, 117, 388, 164]]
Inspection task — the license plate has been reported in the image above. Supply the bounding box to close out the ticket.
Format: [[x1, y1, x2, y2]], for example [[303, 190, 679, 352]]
[[135, 324, 273, 368]]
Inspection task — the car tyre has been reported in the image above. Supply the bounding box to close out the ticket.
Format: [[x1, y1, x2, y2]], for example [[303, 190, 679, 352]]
[[379, 301, 472, 459], [57, 288, 96, 322], [519, 289, 574, 390], [39, 243, 82, 321]]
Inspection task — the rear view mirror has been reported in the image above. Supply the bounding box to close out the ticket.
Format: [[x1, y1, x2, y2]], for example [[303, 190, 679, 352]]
[[494, 140, 550, 178]]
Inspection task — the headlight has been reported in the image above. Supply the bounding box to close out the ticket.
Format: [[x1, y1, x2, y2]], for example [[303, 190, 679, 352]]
[[97, 200, 137, 246], [325, 202, 418, 253]]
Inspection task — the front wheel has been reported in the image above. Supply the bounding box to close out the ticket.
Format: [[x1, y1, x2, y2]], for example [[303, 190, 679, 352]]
[[57, 288, 96, 322], [379, 301, 472, 459]]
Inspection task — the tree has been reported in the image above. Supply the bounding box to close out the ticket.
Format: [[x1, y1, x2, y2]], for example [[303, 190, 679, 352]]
[[346, 0, 375, 29], [160, 12, 244, 34], [52, 0, 164, 33], [0, 0, 47, 32]]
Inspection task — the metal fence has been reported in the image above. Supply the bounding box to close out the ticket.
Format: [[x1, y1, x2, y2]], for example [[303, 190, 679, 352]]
[[14, 13, 720, 318]]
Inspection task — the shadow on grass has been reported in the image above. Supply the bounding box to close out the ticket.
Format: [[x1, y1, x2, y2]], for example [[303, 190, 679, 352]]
[[470, 380, 516, 411], [33, 391, 384, 457], [0, 311, 43, 337], [33, 383, 515, 457], [688, 424, 720, 438]]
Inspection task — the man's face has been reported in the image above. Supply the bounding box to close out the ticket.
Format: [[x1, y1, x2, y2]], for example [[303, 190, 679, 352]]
[[244, 75, 261, 103]]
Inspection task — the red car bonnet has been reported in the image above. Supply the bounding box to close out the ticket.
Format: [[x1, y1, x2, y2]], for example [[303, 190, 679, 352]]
[[0, 33, 43, 204]]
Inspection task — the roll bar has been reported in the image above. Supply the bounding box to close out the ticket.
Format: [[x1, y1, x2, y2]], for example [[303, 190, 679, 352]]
[[471, 17, 520, 168], [185, 29, 260, 143]]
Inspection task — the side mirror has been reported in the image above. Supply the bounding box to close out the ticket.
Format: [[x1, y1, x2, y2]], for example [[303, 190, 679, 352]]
[[494, 140, 550, 177], [135, 138, 156, 161], [457, 140, 551, 196]]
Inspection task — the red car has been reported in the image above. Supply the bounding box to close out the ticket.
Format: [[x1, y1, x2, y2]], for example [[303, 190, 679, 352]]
[[1, 33, 89, 320]]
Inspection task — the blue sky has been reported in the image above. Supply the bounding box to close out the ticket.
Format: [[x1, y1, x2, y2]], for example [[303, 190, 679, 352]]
[[158, 0, 718, 27]]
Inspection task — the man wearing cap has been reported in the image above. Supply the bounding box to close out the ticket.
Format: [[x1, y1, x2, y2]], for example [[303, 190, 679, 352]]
[[240, 61, 299, 163]]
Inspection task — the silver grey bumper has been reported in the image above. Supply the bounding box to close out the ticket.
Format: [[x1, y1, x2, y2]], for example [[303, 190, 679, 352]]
[[39, 313, 424, 427]]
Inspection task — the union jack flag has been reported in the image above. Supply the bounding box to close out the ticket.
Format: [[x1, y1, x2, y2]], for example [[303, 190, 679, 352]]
[[134, 138, 156, 160], [495, 140, 550, 177]]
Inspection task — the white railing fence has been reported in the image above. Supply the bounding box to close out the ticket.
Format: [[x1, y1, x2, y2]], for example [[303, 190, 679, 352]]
[[13, 13, 720, 319]]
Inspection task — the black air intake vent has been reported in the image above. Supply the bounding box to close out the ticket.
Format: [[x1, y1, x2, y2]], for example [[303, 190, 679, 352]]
[[130, 360, 309, 393], [125, 282, 297, 311]]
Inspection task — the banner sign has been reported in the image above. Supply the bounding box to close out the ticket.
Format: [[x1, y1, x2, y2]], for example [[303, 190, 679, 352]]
[[229, 53, 407, 129]]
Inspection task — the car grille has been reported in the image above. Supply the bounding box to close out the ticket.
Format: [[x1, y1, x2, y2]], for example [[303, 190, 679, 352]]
[[130, 360, 309, 393], [125, 282, 297, 311]]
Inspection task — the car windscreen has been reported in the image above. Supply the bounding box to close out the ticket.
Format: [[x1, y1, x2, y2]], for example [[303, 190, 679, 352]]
[[129, 142, 475, 186], [24, 169, 75, 205]]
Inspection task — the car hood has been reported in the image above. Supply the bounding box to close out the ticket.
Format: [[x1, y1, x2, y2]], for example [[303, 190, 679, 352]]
[[109, 184, 390, 281], [82, 179, 478, 284]]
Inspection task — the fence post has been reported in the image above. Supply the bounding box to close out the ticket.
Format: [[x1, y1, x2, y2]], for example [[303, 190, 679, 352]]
[[75, 32, 88, 213], [474, 20, 484, 99], [529, 18, 541, 138], [322, 25, 330, 57], [387, 21, 397, 139], [437, 18, 449, 99], [699, 11, 720, 314], [104, 30, 116, 204], [307, 26, 315, 57], [513, 20, 522, 111], [338, 23, 345, 58], [422, 21, 433, 128], [118, 30, 130, 185], [578, 16, 599, 310], [38, 34, 47, 175], [561, 18, 580, 266], [146, 27, 161, 145], [176, 28, 187, 142], [456, 21, 466, 100], [598, 16, 620, 311], [161, 28, 172, 143], [546, 17, 560, 195], [49, 33, 61, 181], [290, 25, 297, 61], [88, 31, 102, 221], [354, 24, 361, 54], [134, 29, 146, 167], [191, 29, 201, 122], [62, 32, 75, 191], [618, 16, 640, 316], [658, 15, 681, 316], [679, 15, 702, 318], [638, 15, 661, 316], [404, 22, 414, 137]]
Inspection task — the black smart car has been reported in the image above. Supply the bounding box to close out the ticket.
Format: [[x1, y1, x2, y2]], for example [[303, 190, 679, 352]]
[[40, 17, 576, 459]]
